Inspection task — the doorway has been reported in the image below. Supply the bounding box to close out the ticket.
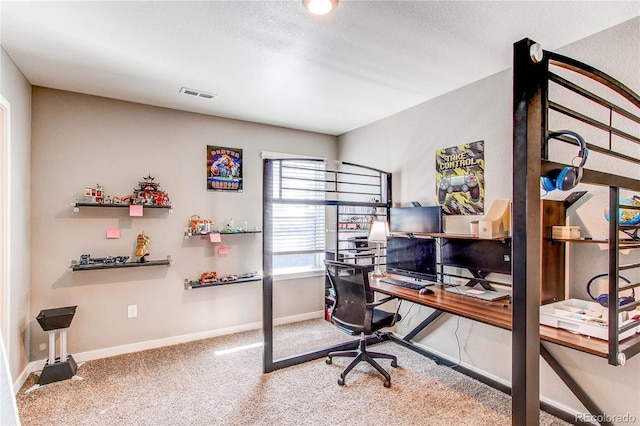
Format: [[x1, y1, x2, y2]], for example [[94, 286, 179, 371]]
[[0, 96, 10, 347]]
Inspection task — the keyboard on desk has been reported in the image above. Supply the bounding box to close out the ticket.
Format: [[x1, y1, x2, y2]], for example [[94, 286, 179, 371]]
[[380, 277, 433, 291]]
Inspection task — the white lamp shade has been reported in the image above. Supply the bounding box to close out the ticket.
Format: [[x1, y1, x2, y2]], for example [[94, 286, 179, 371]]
[[368, 220, 389, 243]]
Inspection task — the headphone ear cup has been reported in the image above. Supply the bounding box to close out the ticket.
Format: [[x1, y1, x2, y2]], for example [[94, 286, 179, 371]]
[[620, 296, 636, 306], [556, 167, 578, 191], [541, 169, 561, 192], [596, 294, 610, 308], [541, 175, 556, 192], [596, 295, 635, 307]]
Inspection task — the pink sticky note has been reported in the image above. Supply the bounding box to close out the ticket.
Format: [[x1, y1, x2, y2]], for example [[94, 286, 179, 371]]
[[209, 233, 221, 243], [218, 245, 229, 255], [106, 226, 121, 239], [129, 205, 143, 217]]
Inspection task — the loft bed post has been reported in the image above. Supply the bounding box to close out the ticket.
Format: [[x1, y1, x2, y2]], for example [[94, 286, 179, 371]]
[[262, 159, 275, 373], [512, 38, 546, 425], [607, 187, 621, 365]]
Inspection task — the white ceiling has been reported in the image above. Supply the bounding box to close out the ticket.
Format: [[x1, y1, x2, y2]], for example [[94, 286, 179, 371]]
[[1, 1, 638, 136]]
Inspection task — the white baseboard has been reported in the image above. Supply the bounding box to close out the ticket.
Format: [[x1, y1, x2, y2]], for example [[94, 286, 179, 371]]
[[14, 311, 323, 392], [273, 311, 323, 326]]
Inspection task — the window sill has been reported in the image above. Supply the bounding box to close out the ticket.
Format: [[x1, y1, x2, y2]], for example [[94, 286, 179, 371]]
[[273, 269, 324, 282]]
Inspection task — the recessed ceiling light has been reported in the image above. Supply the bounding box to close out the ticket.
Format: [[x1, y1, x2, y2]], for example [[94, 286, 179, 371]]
[[302, 0, 338, 15], [179, 87, 217, 100]]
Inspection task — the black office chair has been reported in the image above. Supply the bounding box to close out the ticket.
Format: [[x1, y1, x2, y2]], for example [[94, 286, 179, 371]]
[[324, 260, 400, 387]]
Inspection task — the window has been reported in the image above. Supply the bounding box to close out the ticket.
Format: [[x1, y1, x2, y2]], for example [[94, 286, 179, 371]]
[[269, 159, 326, 274]]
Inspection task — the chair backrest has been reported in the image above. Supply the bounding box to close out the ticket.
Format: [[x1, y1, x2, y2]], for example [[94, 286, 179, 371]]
[[324, 260, 375, 335]]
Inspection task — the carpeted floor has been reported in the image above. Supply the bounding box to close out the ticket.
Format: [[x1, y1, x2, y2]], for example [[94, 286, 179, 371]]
[[16, 319, 570, 425]]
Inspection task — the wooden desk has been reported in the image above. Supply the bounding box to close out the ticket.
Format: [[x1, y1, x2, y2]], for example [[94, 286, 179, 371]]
[[370, 276, 640, 359], [371, 274, 640, 423], [370, 278, 512, 330]]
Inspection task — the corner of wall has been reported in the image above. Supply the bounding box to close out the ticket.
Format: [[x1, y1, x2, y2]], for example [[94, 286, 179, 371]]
[[1, 45, 33, 386]]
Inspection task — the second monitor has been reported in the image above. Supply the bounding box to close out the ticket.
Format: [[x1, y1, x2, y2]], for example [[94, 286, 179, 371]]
[[385, 236, 437, 281], [389, 206, 442, 235]]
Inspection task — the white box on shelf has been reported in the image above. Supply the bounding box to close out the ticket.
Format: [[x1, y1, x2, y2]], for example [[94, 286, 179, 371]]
[[552, 226, 581, 239], [540, 299, 637, 341]]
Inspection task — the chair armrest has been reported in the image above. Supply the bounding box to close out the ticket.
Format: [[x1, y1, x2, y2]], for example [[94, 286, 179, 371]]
[[365, 296, 402, 332], [366, 295, 396, 308]]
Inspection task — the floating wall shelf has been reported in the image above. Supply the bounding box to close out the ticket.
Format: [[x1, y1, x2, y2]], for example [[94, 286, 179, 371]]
[[184, 229, 261, 239], [69, 255, 172, 272], [184, 275, 262, 290], [71, 201, 173, 213]]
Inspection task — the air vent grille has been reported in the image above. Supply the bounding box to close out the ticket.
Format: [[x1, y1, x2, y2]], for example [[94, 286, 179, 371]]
[[180, 87, 217, 100]]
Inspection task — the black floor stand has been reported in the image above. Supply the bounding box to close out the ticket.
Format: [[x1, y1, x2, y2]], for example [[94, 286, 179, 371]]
[[27, 306, 82, 392]]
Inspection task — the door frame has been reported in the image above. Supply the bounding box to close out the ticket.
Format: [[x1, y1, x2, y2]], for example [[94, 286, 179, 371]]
[[0, 95, 11, 350]]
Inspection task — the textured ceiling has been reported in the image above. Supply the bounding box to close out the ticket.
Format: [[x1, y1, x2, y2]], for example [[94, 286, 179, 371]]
[[1, 1, 639, 135]]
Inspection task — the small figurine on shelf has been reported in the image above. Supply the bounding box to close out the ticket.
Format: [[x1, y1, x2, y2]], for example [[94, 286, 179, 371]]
[[135, 231, 150, 263], [83, 184, 105, 204], [129, 174, 171, 207], [200, 271, 218, 284], [219, 274, 239, 283], [188, 215, 214, 235], [226, 218, 236, 233]]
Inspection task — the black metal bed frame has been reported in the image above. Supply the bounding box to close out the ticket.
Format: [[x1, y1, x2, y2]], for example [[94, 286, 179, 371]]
[[262, 158, 391, 373], [513, 38, 640, 425]]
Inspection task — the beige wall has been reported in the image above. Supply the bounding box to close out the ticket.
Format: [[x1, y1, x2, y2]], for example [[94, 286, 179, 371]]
[[338, 17, 640, 421], [30, 88, 335, 359], [0, 47, 32, 384]]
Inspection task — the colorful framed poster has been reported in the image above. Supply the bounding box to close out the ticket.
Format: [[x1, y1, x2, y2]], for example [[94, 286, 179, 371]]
[[207, 146, 243, 192], [436, 140, 484, 215]]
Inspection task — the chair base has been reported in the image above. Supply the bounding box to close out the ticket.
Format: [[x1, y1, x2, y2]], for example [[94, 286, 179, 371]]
[[326, 335, 397, 387]]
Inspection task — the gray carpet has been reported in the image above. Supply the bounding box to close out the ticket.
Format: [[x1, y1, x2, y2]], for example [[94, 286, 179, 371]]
[[16, 319, 570, 425]]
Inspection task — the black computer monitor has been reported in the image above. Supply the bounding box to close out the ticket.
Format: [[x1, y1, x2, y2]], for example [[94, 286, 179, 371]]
[[389, 206, 442, 234], [441, 238, 511, 275], [385, 236, 437, 281]]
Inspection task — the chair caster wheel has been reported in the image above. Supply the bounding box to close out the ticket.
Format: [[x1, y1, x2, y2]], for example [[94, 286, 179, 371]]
[[326, 357, 332, 365], [391, 360, 397, 368], [338, 378, 345, 386], [384, 380, 391, 388]]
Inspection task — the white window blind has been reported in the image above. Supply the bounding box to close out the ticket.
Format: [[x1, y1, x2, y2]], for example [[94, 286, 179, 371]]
[[270, 159, 326, 272]]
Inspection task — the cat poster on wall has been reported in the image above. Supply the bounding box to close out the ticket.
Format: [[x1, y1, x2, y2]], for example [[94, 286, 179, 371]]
[[207, 146, 243, 192], [435, 141, 484, 215]]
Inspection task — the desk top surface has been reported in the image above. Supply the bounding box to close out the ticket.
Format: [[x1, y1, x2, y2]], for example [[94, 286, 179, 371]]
[[370, 278, 512, 330], [370, 275, 640, 358]]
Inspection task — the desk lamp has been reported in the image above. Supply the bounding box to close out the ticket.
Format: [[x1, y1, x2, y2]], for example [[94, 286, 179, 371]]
[[368, 219, 389, 277]]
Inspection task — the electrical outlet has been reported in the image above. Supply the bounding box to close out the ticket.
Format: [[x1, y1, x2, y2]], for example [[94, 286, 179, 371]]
[[127, 304, 137, 318]]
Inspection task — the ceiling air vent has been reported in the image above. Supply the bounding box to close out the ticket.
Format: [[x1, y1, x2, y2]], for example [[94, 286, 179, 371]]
[[179, 87, 217, 100]]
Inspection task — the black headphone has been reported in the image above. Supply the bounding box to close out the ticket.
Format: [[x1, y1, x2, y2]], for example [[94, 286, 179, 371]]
[[586, 273, 635, 308], [541, 131, 589, 192]]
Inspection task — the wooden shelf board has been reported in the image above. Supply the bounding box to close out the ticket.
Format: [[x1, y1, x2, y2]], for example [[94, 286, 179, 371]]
[[541, 325, 640, 358], [549, 237, 640, 248], [398, 232, 511, 241]]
